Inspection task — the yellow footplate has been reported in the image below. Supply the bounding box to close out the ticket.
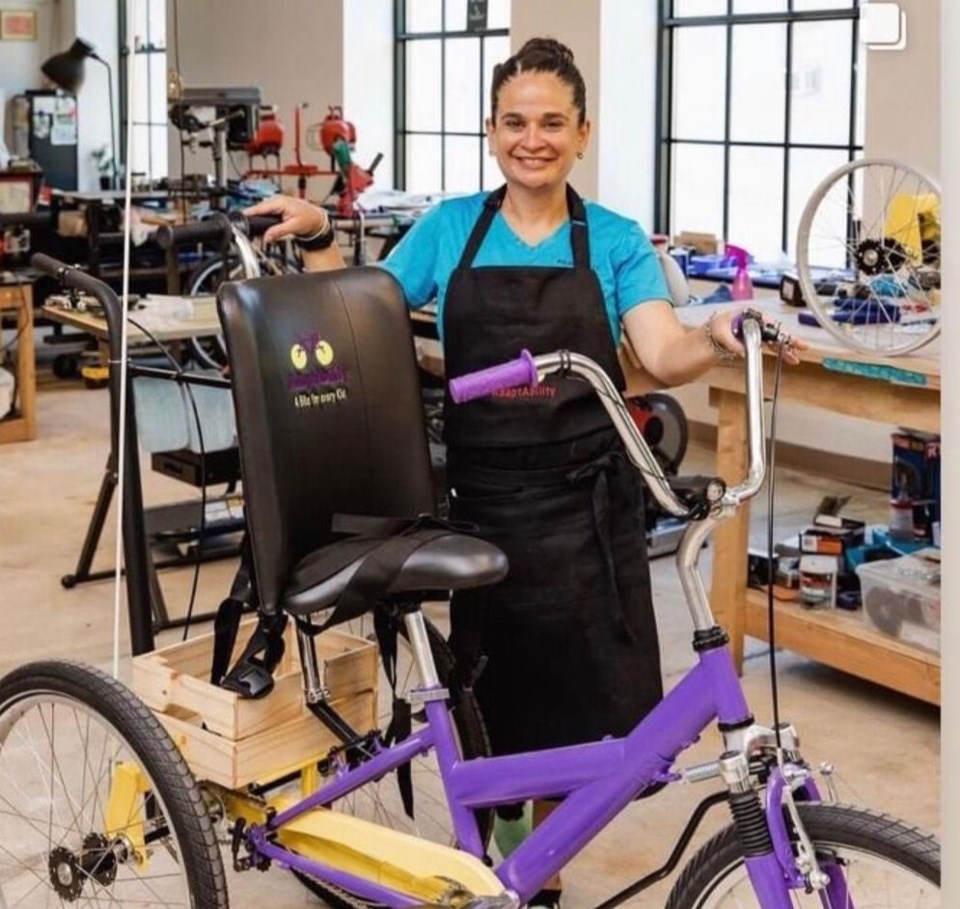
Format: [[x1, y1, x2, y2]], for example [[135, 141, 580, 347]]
[[219, 788, 505, 904]]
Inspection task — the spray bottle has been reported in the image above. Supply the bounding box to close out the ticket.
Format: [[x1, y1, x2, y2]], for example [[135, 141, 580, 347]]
[[725, 244, 754, 301]]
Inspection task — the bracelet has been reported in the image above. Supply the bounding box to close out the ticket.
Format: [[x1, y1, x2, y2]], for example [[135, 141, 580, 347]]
[[295, 219, 336, 252], [703, 311, 739, 361]]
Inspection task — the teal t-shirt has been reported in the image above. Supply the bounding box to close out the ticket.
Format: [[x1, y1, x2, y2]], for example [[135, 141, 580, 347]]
[[379, 190, 668, 345]]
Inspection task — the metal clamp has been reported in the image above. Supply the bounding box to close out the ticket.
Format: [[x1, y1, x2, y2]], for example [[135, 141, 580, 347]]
[[406, 686, 450, 706]]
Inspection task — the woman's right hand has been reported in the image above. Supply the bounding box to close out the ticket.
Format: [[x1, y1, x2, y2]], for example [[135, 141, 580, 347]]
[[243, 195, 329, 245]]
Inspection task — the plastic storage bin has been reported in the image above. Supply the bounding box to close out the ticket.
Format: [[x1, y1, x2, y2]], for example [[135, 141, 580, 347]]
[[855, 555, 940, 653]]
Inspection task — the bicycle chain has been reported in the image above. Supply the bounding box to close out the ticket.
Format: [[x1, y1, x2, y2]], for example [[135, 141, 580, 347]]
[[304, 874, 386, 909]]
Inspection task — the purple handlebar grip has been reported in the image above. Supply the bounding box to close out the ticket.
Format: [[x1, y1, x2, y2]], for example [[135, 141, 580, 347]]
[[448, 349, 539, 403]]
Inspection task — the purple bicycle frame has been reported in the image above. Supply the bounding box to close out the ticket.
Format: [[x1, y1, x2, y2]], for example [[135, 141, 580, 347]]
[[258, 639, 815, 908]]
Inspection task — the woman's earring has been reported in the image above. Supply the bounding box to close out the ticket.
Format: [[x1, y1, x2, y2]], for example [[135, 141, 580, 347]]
[[577, 151, 584, 160]]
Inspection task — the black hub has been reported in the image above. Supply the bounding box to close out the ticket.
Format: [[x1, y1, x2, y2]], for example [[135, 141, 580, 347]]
[[48, 846, 84, 901], [82, 833, 119, 887], [47, 834, 119, 901], [856, 237, 906, 276]]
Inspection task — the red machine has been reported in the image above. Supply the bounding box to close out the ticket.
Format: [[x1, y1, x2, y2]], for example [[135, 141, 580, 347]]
[[244, 104, 381, 216]]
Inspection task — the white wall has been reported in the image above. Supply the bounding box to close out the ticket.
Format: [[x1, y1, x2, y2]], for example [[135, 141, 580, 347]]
[[0, 0, 63, 151], [510, 0, 601, 200], [939, 0, 959, 895], [0, 0, 117, 191], [165, 0, 344, 201], [71, 0, 119, 191], [865, 0, 940, 181]]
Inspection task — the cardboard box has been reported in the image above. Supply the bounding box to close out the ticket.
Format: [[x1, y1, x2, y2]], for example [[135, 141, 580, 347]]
[[132, 619, 378, 788], [800, 513, 865, 559], [672, 231, 720, 255], [891, 431, 940, 542]]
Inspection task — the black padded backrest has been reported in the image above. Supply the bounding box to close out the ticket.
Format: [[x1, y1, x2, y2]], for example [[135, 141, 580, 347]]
[[217, 268, 436, 614]]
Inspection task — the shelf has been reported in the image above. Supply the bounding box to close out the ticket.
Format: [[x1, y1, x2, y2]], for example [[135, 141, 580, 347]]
[[744, 588, 939, 705], [0, 283, 36, 444]]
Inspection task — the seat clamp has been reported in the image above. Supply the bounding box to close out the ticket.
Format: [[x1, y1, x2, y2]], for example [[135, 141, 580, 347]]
[[407, 686, 450, 706], [306, 685, 332, 704]]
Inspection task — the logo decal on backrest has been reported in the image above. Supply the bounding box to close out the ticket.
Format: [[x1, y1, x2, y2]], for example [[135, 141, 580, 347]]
[[287, 330, 350, 409]]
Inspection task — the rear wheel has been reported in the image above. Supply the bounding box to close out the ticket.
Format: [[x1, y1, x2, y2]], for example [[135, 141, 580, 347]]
[[296, 614, 491, 906], [0, 660, 228, 908], [666, 802, 939, 908]]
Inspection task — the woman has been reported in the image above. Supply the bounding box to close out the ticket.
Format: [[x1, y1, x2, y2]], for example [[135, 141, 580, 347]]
[[246, 37, 801, 906]]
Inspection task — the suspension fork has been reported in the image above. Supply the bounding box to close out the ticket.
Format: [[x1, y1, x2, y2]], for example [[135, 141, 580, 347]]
[[718, 751, 795, 909]]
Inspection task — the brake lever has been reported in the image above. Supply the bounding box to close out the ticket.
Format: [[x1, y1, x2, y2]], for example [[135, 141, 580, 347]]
[[735, 307, 798, 351]]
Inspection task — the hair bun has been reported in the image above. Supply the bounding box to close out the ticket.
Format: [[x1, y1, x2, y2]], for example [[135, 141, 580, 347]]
[[517, 37, 575, 65]]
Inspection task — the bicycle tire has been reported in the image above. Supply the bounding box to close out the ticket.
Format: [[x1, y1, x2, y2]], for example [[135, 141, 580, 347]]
[[0, 660, 229, 908], [296, 615, 492, 907], [666, 802, 939, 908]]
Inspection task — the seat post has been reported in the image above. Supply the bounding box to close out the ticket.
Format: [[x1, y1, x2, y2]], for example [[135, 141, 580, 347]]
[[403, 610, 441, 688], [296, 624, 330, 702]]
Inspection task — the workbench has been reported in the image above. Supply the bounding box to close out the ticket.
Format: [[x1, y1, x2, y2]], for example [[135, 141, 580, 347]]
[[668, 301, 940, 706], [0, 278, 36, 443]]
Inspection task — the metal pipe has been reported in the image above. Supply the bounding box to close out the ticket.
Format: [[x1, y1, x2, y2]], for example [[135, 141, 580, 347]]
[[231, 225, 261, 279], [403, 611, 440, 688]]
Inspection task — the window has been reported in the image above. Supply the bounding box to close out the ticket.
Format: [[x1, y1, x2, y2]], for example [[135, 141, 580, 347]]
[[395, 0, 510, 193], [119, 0, 168, 182], [656, 1, 863, 261]]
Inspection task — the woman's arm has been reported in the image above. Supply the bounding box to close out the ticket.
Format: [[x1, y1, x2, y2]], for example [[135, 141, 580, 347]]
[[243, 196, 346, 271], [623, 300, 802, 388]]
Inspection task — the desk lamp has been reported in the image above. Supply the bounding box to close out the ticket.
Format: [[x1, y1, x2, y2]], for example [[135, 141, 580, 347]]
[[42, 38, 118, 190]]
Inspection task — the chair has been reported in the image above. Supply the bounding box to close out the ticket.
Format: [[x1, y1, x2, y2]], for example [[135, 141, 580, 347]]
[[215, 267, 506, 701]]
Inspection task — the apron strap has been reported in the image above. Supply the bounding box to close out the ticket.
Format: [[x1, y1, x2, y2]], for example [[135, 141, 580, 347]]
[[456, 184, 591, 270], [457, 186, 506, 269], [566, 184, 590, 268]]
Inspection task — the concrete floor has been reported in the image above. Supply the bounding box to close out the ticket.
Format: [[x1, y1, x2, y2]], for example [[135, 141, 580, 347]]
[[0, 374, 940, 907]]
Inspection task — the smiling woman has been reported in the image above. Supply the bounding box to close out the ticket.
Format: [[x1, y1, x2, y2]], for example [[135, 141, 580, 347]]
[[242, 37, 802, 907]]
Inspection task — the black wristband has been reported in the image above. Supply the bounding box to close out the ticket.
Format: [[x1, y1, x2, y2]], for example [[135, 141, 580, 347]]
[[295, 222, 336, 252]]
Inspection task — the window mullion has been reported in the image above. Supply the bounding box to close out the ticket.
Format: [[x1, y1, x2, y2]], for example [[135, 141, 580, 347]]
[[722, 15, 733, 242], [781, 18, 794, 255]]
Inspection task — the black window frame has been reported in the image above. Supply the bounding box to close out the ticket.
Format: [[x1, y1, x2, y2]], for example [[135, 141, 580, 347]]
[[393, 0, 509, 191], [654, 0, 863, 253]]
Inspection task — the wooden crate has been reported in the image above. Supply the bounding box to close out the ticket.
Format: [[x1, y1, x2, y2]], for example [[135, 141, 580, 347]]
[[132, 619, 379, 788]]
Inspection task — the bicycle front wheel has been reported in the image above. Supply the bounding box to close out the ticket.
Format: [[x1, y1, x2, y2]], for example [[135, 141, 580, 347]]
[[667, 802, 939, 908], [0, 660, 229, 908]]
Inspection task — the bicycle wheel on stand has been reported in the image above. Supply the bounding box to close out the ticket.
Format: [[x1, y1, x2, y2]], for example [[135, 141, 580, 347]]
[[796, 158, 941, 357], [666, 802, 939, 908], [0, 661, 229, 908]]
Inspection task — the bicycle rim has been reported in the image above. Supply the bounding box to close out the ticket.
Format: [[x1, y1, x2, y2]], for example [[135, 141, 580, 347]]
[[0, 664, 225, 907], [796, 158, 941, 356]]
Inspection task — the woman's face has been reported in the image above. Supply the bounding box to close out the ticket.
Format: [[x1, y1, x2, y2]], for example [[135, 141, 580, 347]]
[[487, 70, 590, 193]]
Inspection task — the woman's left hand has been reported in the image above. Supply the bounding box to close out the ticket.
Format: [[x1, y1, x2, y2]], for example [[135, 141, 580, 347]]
[[709, 307, 807, 365]]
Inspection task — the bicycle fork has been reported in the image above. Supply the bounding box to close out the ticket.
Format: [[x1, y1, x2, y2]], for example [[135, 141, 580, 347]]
[[718, 743, 851, 908]]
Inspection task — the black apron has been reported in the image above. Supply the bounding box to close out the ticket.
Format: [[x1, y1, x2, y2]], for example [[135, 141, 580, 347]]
[[443, 185, 664, 756]]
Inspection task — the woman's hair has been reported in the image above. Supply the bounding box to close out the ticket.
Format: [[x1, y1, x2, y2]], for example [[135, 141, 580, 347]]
[[490, 38, 587, 126]]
